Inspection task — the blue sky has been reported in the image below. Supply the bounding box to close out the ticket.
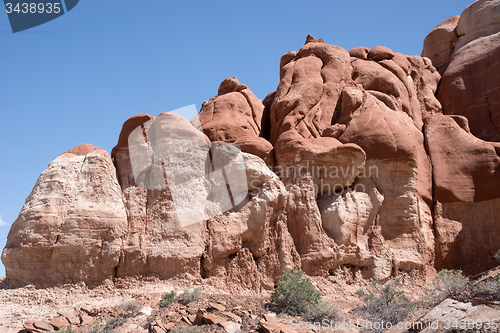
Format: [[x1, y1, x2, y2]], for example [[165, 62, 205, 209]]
[[0, 0, 473, 277]]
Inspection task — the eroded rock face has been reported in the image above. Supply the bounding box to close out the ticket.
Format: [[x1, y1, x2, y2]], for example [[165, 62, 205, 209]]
[[275, 132, 366, 194], [425, 115, 500, 274], [419, 298, 500, 331], [268, 38, 367, 196], [433, 0, 500, 142], [1, 145, 127, 286], [197, 77, 273, 163], [336, 50, 438, 277], [270, 36, 353, 144], [422, 15, 460, 73], [202, 154, 300, 290], [1, 40, 442, 287], [5, 2, 500, 287]]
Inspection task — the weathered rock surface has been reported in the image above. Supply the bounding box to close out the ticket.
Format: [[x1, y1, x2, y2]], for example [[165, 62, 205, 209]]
[[275, 131, 366, 194], [421, 0, 500, 274], [201, 153, 300, 290], [416, 298, 500, 332], [270, 35, 353, 145], [422, 15, 459, 72], [432, 0, 500, 142], [334, 44, 439, 277], [425, 115, 500, 203], [197, 77, 274, 162], [0, 37, 445, 287], [4, 0, 500, 288], [198, 77, 265, 143], [425, 115, 500, 274], [112, 112, 208, 280]]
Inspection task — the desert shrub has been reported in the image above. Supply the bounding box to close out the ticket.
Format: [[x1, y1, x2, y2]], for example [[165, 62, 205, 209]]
[[103, 316, 127, 331], [170, 325, 202, 333], [423, 269, 469, 305], [86, 322, 100, 333], [302, 299, 342, 323], [122, 299, 141, 313], [495, 249, 500, 264], [270, 269, 321, 316], [160, 290, 179, 307], [473, 276, 500, 301], [355, 279, 415, 332], [182, 287, 202, 303]]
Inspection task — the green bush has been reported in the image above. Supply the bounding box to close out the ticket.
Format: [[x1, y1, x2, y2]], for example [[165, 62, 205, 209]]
[[170, 325, 202, 333], [182, 287, 202, 303], [423, 269, 469, 305], [355, 279, 415, 332], [270, 269, 321, 316], [302, 299, 342, 323], [160, 290, 179, 307]]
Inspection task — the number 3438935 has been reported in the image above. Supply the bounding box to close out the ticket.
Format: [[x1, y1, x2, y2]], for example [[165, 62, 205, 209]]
[[5, 3, 61, 14]]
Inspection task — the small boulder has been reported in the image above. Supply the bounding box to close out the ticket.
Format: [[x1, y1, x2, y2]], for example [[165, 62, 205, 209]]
[[368, 45, 395, 61], [209, 302, 226, 312], [349, 46, 369, 59], [33, 322, 53, 331], [219, 321, 241, 333], [49, 317, 69, 330]]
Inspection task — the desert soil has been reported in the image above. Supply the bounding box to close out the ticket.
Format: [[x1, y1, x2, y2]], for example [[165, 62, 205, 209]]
[[0, 269, 430, 333]]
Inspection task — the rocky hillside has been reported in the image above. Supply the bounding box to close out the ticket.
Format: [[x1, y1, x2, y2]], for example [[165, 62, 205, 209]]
[[2, 0, 500, 291]]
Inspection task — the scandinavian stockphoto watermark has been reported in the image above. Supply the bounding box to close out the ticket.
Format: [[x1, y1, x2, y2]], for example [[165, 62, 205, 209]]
[[290, 318, 499, 331], [4, 0, 79, 33]]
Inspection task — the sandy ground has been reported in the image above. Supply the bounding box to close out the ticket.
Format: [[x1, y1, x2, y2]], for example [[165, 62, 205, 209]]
[[0, 270, 430, 333], [0, 276, 200, 332]]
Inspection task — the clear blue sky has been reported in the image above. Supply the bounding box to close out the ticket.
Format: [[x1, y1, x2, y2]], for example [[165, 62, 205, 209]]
[[0, 0, 473, 277]]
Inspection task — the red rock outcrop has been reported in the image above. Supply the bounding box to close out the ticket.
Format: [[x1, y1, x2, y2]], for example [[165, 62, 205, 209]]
[[111, 112, 210, 280], [431, 0, 500, 142], [0, 39, 443, 287], [420, 0, 500, 274], [2, 145, 127, 286], [198, 77, 265, 143], [197, 77, 273, 163], [334, 47, 438, 276], [4, 0, 500, 288], [422, 15, 460, 73], [425, 115, 500, 274], [269, 36, 367, 196]]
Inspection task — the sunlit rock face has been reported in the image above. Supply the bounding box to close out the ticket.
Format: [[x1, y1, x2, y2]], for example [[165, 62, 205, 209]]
[[1, 145, 128, 286], [4, 1, 500, 287]]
